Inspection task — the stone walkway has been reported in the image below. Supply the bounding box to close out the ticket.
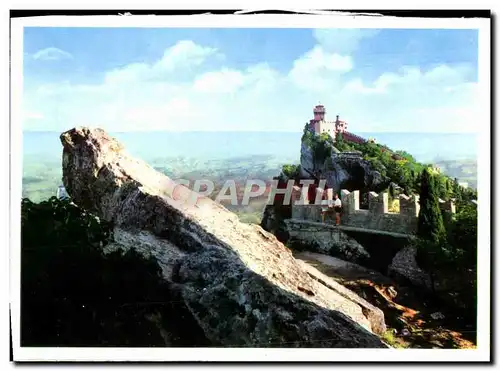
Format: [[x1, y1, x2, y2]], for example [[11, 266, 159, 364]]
[[287, 218, 412, 239]]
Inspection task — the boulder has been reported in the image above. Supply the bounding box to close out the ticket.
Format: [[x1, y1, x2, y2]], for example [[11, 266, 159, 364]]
[[60, 127, 388, 348], [260, 204, 290, 243], [388, 246, 432, 289], [284, 219, 371, 263]]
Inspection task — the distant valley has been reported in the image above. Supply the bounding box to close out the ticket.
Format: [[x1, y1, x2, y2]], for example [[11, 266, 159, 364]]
[[435, 159, 477, 189]]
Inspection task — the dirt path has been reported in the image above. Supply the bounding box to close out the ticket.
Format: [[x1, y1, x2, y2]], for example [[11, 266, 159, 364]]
[[294, 251, 476, 349]]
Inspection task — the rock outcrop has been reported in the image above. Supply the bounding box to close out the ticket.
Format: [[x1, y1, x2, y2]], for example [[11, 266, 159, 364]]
[[295, 255, 386, 336], [284, 219, 371, 263], [300, 135, 388, 193], [388, 246, 432, 289], [60, 127, 388, 348], [260, 203, 291, 243]]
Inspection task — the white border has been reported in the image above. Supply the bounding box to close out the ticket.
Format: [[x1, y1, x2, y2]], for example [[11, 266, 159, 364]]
[[10, 13, 491, 363], [15, 14, 487, 29], [10, 17, 24, 367]]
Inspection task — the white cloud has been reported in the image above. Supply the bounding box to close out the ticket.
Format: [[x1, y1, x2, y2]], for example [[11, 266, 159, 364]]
[[193, 63, 280, 95], [104, 62, 151, 85], [194, 69, 246, 94], [288, 46, 352, 91], [156, 40, 218, 70], [23, 35, 479, 134], [344, 64, 476, 97], [104, 40, 217, 85], [32, 47, 73, 61], [344, 78, 388, 95], [23, 112, 44, 120], [313, 28, 380, 53], [411, 105, 479, 133], [119, 98, 203, 131], [286, 29, 380, 93]]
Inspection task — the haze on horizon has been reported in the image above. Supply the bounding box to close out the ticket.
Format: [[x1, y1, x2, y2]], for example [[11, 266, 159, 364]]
[[22, 27, 479, 134]]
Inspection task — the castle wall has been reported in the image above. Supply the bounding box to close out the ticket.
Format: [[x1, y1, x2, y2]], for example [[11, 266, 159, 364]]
[[315, 120, 336, 136], [438, 198, 456, 225], [292, 189, 429, 235], [338, 190, 421, 234], [342, 131, 367, 144], [291, 204, 323, 222], [302, 105, 467, 235]]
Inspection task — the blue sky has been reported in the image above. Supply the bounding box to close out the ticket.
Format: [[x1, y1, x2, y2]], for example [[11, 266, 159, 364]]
[[22, 27, 478, 132]]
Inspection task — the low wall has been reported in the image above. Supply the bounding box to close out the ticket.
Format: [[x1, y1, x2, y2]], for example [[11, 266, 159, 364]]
[[291, 188, 458, 236], [340, 190, 422, 235], [291, 204, 323, 222]]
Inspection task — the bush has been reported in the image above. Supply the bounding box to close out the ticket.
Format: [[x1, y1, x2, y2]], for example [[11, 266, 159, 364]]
[[301, 123, 315, 148], [411, 177, 477, 324], [312, 134, 333, 165], [447, 202, 478, 266], [21, 197, 208, 347], [282, 164, 300, 179], [346, 139, 475, 199], [334, 132, 357, 152]]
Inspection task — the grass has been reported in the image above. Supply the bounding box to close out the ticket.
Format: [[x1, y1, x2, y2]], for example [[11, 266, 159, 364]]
[[381, 330, 409, 349]]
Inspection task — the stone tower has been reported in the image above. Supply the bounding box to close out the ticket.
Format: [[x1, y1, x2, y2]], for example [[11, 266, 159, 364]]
[[313, 104, 326, 121]]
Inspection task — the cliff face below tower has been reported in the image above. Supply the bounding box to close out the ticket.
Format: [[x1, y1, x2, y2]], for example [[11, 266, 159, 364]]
[[59, 127, 388, 348], [300, 134, 389, 194]]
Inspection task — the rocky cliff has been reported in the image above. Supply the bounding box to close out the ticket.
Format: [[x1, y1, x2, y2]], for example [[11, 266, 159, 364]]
[[60, 127, 387, 348], [300, 134, 388, 194]]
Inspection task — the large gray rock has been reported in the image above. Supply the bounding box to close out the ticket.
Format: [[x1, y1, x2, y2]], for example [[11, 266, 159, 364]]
[[60, 127, 388, 348], [260, 203, 290, 243], [300, 136, 388, 193], [299, 140, 320, 178], [388, 246, 432, 289], [295, 254, 387, 335], [285, 219, 371, 263]]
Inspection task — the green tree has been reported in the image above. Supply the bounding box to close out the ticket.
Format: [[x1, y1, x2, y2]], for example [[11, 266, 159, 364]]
[[452, 178, 462, 203], [448, 202, 478, 263], [417, 168, 447, 245], [367, 157, 386, 177], [336, 132, 344, 143], [435, 175, 449, 199], [394, 150, 416, 163], [334, 132, 354, 152], [312, 134, 333, 165], [415, 168, 449, 292], [21, 197, 209, 347], [301, 123, 314, 147], [282, 164, 300, 179], [447, 202, 478, 319]]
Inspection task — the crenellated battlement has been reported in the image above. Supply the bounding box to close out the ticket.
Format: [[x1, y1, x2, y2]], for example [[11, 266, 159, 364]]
[[340, 189, 421, 217], [368, 191, 389, 214], [292, 188, 459, 235], [438, 198, 456, 224], [337, 189, 424, 234], [438, 198, 456, 213]]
